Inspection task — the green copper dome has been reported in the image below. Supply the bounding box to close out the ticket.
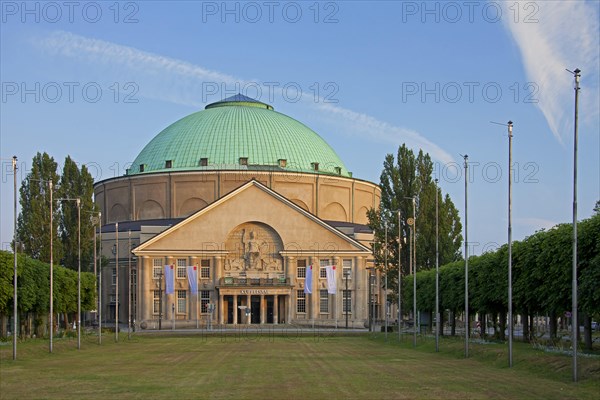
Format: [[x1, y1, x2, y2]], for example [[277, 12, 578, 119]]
[[129, 94, 350, 177]]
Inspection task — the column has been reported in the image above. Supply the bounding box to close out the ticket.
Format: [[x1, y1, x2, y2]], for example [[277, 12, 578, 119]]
[[309, 256, 317, 323], [246, 295, 251, 324], [233, 295, 238, 325], [286, 295, 291, 324], [219, 295, 225, 325], [260, 295, 265, 324], [273, 295, 278, 324], [142, 256, 151, 322]]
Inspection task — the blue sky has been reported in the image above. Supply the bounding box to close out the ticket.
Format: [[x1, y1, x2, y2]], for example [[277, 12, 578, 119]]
[[1, 1, 599, 255]]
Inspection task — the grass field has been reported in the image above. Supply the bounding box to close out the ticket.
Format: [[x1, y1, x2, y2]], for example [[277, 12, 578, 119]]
[[1, 330, 599, 399]]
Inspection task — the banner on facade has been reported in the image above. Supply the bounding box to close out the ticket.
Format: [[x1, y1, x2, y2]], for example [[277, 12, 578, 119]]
[[304, 265, 313, 294], [187, 265, 198, 294], [326, 265, 336, 294], [165, 265, 174, 294]]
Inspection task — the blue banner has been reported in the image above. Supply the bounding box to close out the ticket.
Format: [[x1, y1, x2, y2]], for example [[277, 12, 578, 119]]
[[165, 265, 174, 294]]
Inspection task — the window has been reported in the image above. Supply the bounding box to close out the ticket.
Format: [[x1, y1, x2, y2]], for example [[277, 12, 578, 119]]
[[201, 290, 210, 313], [297, 290, 306, 313], [311, 162, 319, 171], [165, 160, 173, 168], [200, 259, 210, 278], [112, 267, 116, 285], [177, 258, 187, 279], [153, 258, 163, 279], [239, 157, 248, 166], [296, 259, 306, 278], [319, 289, 329, 313], [199, 158, 208, 167], [153, 290, 160, 314], [334, 166, 342, 175], [139, 164, 145, 172], [343, 259, 352, 279], [343, 290, 352, 314], [319, 259, 329, 278], [177, 290, 186, 314]]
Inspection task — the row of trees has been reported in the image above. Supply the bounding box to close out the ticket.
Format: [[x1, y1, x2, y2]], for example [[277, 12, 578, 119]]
[[16, 152, 96, 271], [0, 250, 96, 337], [401, 211, 600, 349]]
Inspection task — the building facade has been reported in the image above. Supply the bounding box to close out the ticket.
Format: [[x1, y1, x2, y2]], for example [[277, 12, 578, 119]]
[[94, 94, 383, 329]]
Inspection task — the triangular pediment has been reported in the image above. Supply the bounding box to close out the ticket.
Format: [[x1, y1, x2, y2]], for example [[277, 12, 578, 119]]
[[133, 180, 371, 256]]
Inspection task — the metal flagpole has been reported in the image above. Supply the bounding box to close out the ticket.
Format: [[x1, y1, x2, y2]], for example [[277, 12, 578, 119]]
[[411, 198, 416, 348], [507, 121, 514, 367], [463, 154, 469, 358], [196, 264, 199, 330], [398, 210, 401, 342], [98, 213, 102, 344], [12, 156, 17, 360], [128, 230, 131, 340], [115, 222, 119, 342], [77, 199, 81, 350], [49, 180, 53, 353], [435, 178, 440, 352], [568, 67, 581, 382], [384, 224, 388, 341]]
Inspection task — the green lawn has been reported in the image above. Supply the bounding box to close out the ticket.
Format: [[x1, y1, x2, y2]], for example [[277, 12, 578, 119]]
[[1, 330, 599, 399]]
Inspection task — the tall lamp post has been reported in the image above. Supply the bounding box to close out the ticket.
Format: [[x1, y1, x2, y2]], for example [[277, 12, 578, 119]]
[[507, 121, 514, 367], [384, 224, 388, 341], [435, 179, 440, 352], [463, 154, 469, 358], [405, 196, 416, 347], [567, 67, 581, 382], [398, 210, 402, 342], [12, 156, 18, 360], [59, 197, 81, 350]]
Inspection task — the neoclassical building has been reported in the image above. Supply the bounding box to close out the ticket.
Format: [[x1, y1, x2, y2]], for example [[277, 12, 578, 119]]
[[95, 94, 382, 328]]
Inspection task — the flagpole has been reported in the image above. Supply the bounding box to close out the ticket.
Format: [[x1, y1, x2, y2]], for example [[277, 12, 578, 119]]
[[398, 210, 402, 342], [115, 222, 119, 343], [196, 265, 199, 330], [12, 156, 17, 360], [464, 154, 469, 358], [384, 224, 388, 341], [128, 230, 131, 340]]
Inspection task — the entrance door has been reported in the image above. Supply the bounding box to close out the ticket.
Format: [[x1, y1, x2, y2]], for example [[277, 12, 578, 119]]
[[251, 296, 261, 324], [226, 296, 234, 324], [266, 297, 274, 323]]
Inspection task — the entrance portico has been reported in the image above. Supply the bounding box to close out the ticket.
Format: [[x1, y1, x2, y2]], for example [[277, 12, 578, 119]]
[[219, 286, 291, 325]]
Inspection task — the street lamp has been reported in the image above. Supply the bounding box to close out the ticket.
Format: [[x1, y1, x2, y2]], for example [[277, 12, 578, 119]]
[[405, 196, 416, 348], [435, 178, 440, 352], [567, 67, 581, 382], [463, 154, 469, 358], [366, 267, 374, 332], [59, 197, 81, 350]]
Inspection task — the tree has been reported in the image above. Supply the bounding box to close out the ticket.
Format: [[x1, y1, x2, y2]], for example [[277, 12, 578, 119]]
[[367, 144, 463, 302], [16, 152, 62, 264], [58, 156, 96, 272]]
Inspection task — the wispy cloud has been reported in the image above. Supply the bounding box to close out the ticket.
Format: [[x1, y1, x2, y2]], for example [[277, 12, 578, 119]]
[[34, 30, 454, 164], [500, 1, 599, 143], [514, 217, 556, 231]]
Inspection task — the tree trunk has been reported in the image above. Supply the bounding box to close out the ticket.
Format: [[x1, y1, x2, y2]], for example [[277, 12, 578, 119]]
[[63, 313, 70, 331], [583, 314, 592, 352], [439, 310, 445, 337], [451, 311, 456, 336], [499, 311, 506, 341], [523, 311, 530, 342], [0, 314, 7, 337], [549, 311, 557, 339]]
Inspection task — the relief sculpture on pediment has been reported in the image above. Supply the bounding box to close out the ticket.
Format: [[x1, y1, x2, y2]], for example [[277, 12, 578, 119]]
[[224, 222, 283, 275]]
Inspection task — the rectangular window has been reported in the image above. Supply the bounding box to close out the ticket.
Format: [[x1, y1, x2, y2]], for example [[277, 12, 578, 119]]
[[343, 259, 352, 279], [296, 259, 306, 278], [153, 290, 160, 314], [177, 258, 187, 279], [112, 267, 116, 285], [319, 259, 329, 278], [199, 158, 208, 167], [343, 290, 352, 313], [177, 290, 186, 314], [153, 258, 163, 279], [201, 290, 210, 313], [200, 259, 210, 279], [319, 289, 329, 313], [296, 290, 306, 313]]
